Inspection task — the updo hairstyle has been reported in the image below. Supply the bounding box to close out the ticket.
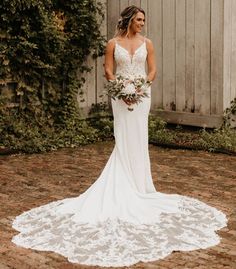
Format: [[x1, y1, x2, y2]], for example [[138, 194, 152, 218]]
[[115, 5, 145, 37]]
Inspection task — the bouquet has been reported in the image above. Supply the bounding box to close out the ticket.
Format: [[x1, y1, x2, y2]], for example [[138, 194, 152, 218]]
[[105, 75, 152, 111]]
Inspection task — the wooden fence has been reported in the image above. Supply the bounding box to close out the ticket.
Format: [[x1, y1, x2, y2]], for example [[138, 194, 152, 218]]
[[80, 0, 236, 127], [1, 0, 235, 128]]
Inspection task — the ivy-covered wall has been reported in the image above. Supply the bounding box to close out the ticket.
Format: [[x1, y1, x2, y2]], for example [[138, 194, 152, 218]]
[[0, 0, 109, 153]]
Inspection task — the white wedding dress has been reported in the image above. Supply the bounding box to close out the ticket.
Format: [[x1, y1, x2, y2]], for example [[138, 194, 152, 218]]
[[12, 40, 228, 267]]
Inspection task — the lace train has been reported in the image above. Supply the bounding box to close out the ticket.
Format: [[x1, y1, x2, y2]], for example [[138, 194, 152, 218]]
[[12, 194, 227, 267]]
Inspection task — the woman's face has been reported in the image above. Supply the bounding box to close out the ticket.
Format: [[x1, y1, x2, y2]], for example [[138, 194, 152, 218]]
[[130, 12, 145, 34]]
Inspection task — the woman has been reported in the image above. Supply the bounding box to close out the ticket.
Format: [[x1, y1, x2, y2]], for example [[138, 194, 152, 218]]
[[12, 6, 227, 267]]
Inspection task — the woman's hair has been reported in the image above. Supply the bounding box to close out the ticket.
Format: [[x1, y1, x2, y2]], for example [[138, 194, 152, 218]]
[[114, 5, 145, 37]]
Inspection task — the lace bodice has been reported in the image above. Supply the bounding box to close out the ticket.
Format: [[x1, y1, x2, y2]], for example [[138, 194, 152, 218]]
[[114, 40, 147, 78]]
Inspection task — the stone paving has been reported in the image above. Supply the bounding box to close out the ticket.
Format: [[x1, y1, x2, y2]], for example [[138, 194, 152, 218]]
[[0, 141, 235, 269]]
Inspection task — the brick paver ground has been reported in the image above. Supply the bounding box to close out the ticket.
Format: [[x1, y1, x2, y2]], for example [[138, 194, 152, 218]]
[[0, 141, 235, 269]]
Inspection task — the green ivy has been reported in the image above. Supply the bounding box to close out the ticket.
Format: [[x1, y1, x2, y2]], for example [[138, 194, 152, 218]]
[[87, 102, 114, 140], [223, 97, 236, 128], [0, 0, 106, 152]]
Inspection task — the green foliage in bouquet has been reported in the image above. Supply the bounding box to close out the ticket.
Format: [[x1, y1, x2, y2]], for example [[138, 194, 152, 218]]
[[0, 0, 106, 152]]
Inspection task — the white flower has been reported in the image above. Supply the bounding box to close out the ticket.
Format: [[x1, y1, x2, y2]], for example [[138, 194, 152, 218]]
[[122, 83, 136, 94]]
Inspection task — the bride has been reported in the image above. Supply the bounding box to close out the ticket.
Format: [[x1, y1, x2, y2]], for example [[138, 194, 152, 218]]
[[12, 5, 227, 267]]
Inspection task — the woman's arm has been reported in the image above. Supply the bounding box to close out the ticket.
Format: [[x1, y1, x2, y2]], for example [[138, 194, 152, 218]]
[[104, 39, 132, 105], [104, 39, 116, 81], [146, 39, 157, 82]]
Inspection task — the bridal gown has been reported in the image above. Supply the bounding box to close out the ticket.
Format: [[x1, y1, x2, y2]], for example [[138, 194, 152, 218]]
[[12, 40, 228, 267]]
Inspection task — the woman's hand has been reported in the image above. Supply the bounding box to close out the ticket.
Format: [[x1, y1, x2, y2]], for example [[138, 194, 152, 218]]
[[136, 87, 145, 96]]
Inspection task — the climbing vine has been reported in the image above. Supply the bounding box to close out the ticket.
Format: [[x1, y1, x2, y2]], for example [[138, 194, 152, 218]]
[[223, 97, 236, 128], [0, 0, 106, 152]]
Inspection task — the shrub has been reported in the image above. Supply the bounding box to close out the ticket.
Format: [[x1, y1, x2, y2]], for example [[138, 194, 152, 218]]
[[0, 0, 105, 152], [148, 115, 176, 144]]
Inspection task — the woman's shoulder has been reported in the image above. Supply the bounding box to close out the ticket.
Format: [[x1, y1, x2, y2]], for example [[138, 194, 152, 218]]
[[144, 37, 154, 51], [105, 38, 116, 52], [140, 35, 154, 49], [143, 37, 153, 45], [107, 38, 117, 45]]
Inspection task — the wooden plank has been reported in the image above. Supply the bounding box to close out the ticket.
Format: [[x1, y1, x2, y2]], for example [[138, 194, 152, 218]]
[[162, 0, 176, 111], [194, 0, 211, 114], [211, 0, 224, 115], [87, 60, 96, 108], [84, 56, 96, 109], [185, 0, 195, 113], [140, 0, 148, 36], [152, 110, 223, 128], [175, 0, 186, 112], [120, 0, 129, 13], [107, 0, 120, 39], [223, 0, 232, 110], [148, 0, 162, 109], [231, 0, 236, 101], [96, 0, 108, 103], [128, 0, 141, 6], [79, 0, 235, 125]]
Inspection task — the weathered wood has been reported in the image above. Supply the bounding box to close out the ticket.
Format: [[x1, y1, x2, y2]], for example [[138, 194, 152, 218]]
[[140, 0, 148, 36], [211, 0, 224, 115], [87, 57, 96, 108], [79, 56, 96, 111], [194, 0, 211, 114], [96, 0, 108, 103], [153, 110, 223, 128], [78, 0, 236, 125], [107, 0, 120, 39], [162, 0, 176, 111], [185, 0, 195, 113], [128, 0, 141, 6], [223, 0, 232, 110], [231, 0, 236, 101], [148, 0, 162, 109], [119, 0, 129, 13], [175, 0, 186, 112]]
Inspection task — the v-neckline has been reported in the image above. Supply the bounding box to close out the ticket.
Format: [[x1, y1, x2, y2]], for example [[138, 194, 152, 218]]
[[115, 41, 146, 57]]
